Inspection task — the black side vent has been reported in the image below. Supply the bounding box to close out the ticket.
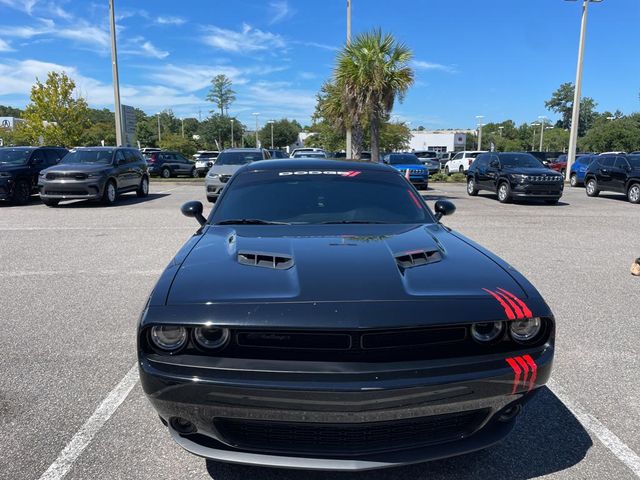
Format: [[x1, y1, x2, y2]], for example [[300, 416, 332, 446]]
[[395, 250, 442, 269], [237, 252, 294, 270]]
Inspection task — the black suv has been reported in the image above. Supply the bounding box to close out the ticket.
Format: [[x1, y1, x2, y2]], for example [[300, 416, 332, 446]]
[[0, 146, 68, 204], [38, 147, 149, 206], [467, 152, 564, 204], [584, 154, 640, 204], [145, 151, 197, 178]]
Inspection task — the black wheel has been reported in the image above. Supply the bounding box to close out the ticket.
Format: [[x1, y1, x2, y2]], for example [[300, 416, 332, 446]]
[[497, 181, 512, 203], [544, 198, 559, 205], [560, 169, 566, 177], [458, 165, 464, 173], [161, 167, 171, 179], [628, 183, 640, 204], [444, 165, 450, 175], [570, 174, 578, 187], [585, 178, 600, 197], [467, 177, 478, 196], [137, 176, 149, 198], [42, 199, 59, 207], [101, 180, 117, 205], [11, 180, 30, 205], [191, 168, 199, 178]]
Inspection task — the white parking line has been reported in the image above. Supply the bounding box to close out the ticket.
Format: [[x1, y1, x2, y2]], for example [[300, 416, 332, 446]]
[[38, 363, 139, 480], [549, 380, 640, 477], [154, 186, 182, 194]]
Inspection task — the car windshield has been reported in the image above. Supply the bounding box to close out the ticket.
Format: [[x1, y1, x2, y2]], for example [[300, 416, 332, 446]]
[[61, 150, 114, 164], [577, 156, 592, 164], [215, 151, 263, 165], [388, 154, 420, 165], [0, 149, 32, 165], [499, 153, 544, 168], [211, 169, 434, 225], [628, 156, 640, 168]]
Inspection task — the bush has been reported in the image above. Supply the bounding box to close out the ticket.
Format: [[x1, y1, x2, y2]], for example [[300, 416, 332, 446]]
[[430, 172, 466, 183]]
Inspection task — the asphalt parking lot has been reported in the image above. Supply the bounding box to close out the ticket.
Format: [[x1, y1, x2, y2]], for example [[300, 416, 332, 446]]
[[1, 182, 639, 480]]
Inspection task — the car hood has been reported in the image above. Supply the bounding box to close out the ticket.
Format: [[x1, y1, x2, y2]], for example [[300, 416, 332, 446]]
[[43, 163, 112, 174], [166, 224, 525, 306], [502, 167, 560, 176], [391, 164, 428, 171]]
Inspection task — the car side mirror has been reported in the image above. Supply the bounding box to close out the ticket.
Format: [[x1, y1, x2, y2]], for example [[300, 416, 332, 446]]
[[434, 199, 456, 221], [181, 201, 207, 226]]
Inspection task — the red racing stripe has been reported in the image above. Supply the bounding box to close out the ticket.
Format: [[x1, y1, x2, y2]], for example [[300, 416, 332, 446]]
[[495, 290, 524, 319], [514, 356, 530, 389], [505, 358, 521, 395], [497, 288, 533, 318], [482, 288, 516, 320], [407, 189, 423, 210], [523, 355, 538, 391]]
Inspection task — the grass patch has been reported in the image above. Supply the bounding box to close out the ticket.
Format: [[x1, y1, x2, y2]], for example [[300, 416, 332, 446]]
[[430, 172, 466, 183]]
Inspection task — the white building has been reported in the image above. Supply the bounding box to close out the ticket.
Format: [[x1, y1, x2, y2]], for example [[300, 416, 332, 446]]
[[0, 117, 24, 130], [408, 130, 466, 153]]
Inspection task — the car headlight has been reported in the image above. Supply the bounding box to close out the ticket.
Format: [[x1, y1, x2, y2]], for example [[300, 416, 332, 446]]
[[509, 317, 542, 343], [470, 321, 504, 343], [510, 174, 528, 183], [150, 325, 187, 352], [193, 326, 230, 350]]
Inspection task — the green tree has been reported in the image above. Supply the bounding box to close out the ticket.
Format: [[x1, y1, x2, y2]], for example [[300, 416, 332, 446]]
[[335, 29, 414, 162], [198, 114, 244, 150], [206, 74, 236, 116], [159, 133, 198, 157], [136, 120, 157, 148], [545, 82, 598, 135], [20, 71, 90, 146], [80, 122, 116, 146], [379, 121, 412, 151], [259, 119, 301, 148], [579, 114, 640, 152], [0, 105, 23, 117], [303, 121, 346, 152]]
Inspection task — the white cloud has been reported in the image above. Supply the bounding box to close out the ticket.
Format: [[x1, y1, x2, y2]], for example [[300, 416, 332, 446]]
[[412, 60, 457, 73], [201, 23, 286, 53], [0, 18, 110, 50], [269, 0, 294, 24], [121, 38, 169, 59], [0, 0, 37, 15], [294, 40, 339, 52], [0, 38, 13, 51], [156, 15, 186, 25]]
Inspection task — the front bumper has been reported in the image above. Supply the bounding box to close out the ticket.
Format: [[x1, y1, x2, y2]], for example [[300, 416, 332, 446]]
[[205, 178, 226, 198], [139, 345, 553, 470], [38, 178, 106, 200], [0, 178, 13, 200], [511, 183, 563, 199]]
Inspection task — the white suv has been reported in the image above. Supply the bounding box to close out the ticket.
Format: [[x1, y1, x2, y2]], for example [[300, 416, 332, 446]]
[[445, 151, 486, 174]]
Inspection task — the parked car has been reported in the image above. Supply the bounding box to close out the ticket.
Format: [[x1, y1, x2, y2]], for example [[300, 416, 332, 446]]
[[292, 151, 329, 159], [0, 146, 67, 204], [38, 147, 148, 206], [414, 151, 441, 174], [437, 151, 455, 167], [145, 151, 198, 178], [569, 154, 596, 187], [584, 154, 640, 203], [290, 147, 327, 157], [547, 154, 567, 176], [268, 149, 289, 159], [205, 148, 270, 202], [382, 153, 429, 189], [139, 158, 555, 471], [526, 151, 564, 166], [467, 152, 564, 204], [445, 151, 485, 174], [193, 151, 219, 177], [140, 147, 162, 155]]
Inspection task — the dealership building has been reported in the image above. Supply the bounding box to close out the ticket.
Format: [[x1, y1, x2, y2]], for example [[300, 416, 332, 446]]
[[408, 130, 467, 152]]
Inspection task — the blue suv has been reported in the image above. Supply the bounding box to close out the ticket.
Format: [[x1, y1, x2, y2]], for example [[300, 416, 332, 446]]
[[570, 154, 596, 187], [382, 153, 429, 189]]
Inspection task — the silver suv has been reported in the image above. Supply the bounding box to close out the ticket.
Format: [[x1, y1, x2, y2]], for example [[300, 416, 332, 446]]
[[205, 148, 270, 202]]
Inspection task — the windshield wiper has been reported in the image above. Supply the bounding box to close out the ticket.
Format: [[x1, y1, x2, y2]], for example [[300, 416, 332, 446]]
[[319, 220, 390, 224], [215, 219, 291, 225]]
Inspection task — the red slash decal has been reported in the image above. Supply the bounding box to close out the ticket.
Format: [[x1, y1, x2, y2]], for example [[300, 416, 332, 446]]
[[482, 288, 515, 320], [505, 355, 539, 394], [343, 170, 361, 177], [495, 290, 524, 318], [497, 288, 533, 318]]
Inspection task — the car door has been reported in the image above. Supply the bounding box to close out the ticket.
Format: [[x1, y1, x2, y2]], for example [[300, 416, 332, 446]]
[[611, 157, 630, 192], [596, 156, 615, 191], [28, 150, 48, 189], [124, 149, 142, 188], [473, 155, 489, 189], [449, 152, 462, 171], [176, 154, 193, 175], [485, 155, 501, 190], [113, 150, 129, 189]]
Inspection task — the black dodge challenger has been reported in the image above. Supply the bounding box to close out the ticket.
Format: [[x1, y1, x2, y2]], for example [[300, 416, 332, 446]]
[[138, 159, 554, 471]]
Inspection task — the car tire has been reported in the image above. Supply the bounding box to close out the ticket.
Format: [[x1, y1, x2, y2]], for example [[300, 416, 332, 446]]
[[560, 169, 566, 177], [497, 181, 512, 203], [458, 166, 464, 173], [191, 168, 199, 178], [42, 199, 59, 207], [585, 178, 600, 197], [101, 180, 117, 205], [467, 177, 479, 196], [627, 183, 640, 204], [161, 167, 171, 179], [207, 196, 218, 203], [444, 166, 450, 175], [137, 176, 149, 198], [570, 174, 578, 187], [11, 180, 31, 205]]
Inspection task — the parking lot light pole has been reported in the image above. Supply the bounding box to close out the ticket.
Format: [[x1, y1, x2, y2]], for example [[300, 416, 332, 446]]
[[181, 118, 184, 138], [108, 0, 123, 146], [156, 113, 161, 144], [538, 116, 547, 151], [230, 118, 234, 148], [252, 113, 260, 147], [345, 0, 352, 159], [475, 115, 484, 150], [565, 0, 603, 181], [267, 120, 275, 149], [531, 122, 540, 150]]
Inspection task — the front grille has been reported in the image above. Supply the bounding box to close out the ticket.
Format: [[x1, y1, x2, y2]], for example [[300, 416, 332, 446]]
[[44, 189, 89, 196], [46, 172, 88, 180], [214, 409, 489, 456], [528, 175, 561, 183]]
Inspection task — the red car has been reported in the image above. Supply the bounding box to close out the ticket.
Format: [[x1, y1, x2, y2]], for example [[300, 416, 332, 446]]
[[547, 154, 567, 175]]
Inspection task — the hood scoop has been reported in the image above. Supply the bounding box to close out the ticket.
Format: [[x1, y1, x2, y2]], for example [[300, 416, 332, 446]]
[[237, 251, 294, 270], [395, 249, 442, 270]]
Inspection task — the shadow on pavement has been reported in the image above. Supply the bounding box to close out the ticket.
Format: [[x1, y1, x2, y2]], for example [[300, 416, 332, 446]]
[[49, 193, 169, 208], [205, 387, 592, 480]]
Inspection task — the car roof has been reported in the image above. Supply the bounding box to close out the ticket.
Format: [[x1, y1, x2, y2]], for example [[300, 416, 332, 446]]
[[238, 158, 391, 173], [221, 148, 263, 152]]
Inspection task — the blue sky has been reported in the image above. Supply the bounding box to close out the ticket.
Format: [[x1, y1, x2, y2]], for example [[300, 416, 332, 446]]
[[0, 0, 638, 130]]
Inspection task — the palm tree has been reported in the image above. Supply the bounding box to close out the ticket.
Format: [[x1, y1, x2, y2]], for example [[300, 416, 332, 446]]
[[335, 29, 414, 162]]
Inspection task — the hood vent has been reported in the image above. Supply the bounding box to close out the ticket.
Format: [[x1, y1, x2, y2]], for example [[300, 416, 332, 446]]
[[238, 251, 294, 270], [395, 249, 442, 269]]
